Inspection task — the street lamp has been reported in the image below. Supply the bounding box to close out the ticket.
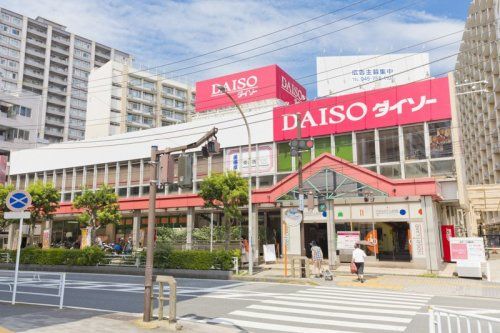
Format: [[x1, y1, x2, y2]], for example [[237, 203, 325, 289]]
[[217, 85, 254, 275]]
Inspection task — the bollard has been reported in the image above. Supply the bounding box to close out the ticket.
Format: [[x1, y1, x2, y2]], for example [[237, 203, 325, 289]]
[[155, 275, 177, 324]]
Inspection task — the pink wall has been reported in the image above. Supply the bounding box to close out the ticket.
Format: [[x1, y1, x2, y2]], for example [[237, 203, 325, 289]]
[[273, 77, 451, 141]]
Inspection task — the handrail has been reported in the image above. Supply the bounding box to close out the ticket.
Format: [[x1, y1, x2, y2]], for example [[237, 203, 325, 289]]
[[429, 305, 500, 333]]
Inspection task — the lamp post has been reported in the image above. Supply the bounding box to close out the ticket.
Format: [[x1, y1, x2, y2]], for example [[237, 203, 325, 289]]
[[217, 86, 254, 275]]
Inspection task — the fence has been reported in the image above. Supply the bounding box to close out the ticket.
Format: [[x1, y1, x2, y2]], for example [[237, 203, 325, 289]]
[[0, 270, 66, 309], [98, 254, 145, 268], [429, 306, 500, 333]]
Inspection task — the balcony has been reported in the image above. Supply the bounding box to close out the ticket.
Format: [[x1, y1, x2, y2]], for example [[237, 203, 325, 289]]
[[44, 127, 64, 137], [49, 75, 68, 85], [48, 86, 67, 96], [27, 26, 47, 38], [52, 35, 69, 45], [24, 57, 45, 69], [45, 116, 65, 127], [22, 79, 43, 90], [493, 144, 500, 154], [46, 106, 66, 117], [47, 95, 67, 106], [49, 66, 68, 75], [26, 47, 46, 59], [26, 37, 46, 48], [68, 122, 85, 130], [51, 45, 69, 56], [50, 56, 68, 65], [24, 68, 44, 80]]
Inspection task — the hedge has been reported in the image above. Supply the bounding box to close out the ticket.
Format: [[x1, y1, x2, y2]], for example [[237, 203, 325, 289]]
[[0, 246, 105, 266]]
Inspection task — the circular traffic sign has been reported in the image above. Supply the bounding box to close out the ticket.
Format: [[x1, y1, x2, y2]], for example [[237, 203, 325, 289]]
[[6, 191, 32, 212]]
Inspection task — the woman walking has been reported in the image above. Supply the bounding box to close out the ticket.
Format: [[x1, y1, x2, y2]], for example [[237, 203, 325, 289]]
[[352, 243, 367, 283], [310, 241, 323, 278]]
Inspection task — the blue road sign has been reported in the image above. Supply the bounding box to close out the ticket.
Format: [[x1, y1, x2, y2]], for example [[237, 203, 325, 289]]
[[6, 190, 32, 212]]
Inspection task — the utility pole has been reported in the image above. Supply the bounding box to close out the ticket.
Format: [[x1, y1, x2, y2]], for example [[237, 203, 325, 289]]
[[296, 113, 305, 256], [143, 128, 218, 322]]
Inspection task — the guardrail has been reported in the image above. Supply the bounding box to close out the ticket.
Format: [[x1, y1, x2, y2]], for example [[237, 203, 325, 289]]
[[0, 252, 11, 263], [429, 306, 500, 333], [98, 254, 145, 268], [0, 270, 66, 309]]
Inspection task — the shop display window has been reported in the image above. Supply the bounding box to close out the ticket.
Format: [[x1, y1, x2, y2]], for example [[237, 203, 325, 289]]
[[356, 131, 376, 165], [404, 124, 425, 160], [277, 142, 292, 172], [379, 128, 400, 163], [351, 222, 377, 256], [314, 136, 331, 157], [430, 160, 455, 176], [428, 121, 452, 158], [405, 162, 428, 178], [380, 164, 401, 179], [334, 134, 353, 162]]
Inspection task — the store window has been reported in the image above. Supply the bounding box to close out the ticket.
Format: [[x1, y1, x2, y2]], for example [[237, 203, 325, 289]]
[[405, 162, 428, 178], [430, 160, 455, 176], [379, 128, 399, 163], [334, 134, 353, 162], [404, 124, 425, 160], [380, 164, 401, 179], [277, 142, 292, 172], [314, 136, 331, 157], [352, 223, 377, 256], [356, 131, 375, 165], [428, 121, 452, 158]]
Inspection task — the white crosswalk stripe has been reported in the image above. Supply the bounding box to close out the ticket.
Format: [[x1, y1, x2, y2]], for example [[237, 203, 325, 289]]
[[204, 286, 433, 333]]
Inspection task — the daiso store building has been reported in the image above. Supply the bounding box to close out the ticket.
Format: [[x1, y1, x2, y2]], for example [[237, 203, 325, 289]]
[[6, 64, 465, 272]]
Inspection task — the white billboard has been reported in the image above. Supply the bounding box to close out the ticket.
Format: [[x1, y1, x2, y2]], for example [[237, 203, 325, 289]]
[[316, 53, 430, 97]]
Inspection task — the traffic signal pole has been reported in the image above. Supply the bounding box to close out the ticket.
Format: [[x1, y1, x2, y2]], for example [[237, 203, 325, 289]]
[[296, 113, 306, 256], [143, 128, 218, 322]]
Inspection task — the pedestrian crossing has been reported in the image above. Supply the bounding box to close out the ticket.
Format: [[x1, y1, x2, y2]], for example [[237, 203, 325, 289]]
[[195, 285, 433, 333]]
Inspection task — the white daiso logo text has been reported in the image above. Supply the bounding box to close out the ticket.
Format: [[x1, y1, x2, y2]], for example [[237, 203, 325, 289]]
[[281, 76, 306, 103], [211, 75, 258, 97]]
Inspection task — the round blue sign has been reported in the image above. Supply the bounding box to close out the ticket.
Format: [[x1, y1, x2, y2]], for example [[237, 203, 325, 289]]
[[399, 209, 407, 216], [6, 191, 32, 212]]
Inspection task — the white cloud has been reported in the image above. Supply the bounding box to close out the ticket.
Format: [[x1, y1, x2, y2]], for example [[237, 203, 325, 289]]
[[1, 0, 464, 95]]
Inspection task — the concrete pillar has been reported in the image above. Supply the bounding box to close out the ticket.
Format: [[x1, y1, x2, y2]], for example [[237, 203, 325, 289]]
[[327, 200, 337, 267], [186, 207, 194, 250], [421, 196, 442, 272], [105, 223, 116, 244], [252, 204, 259, 261], [132, 210, 142, 250], [42, 220, 53, 249]]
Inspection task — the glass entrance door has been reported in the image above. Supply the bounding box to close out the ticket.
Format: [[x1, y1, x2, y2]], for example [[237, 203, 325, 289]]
[[375, 222, 411, 261]]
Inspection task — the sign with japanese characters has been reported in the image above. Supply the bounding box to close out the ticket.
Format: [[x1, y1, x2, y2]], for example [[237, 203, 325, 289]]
[[225, 145, 275, 175], [195, 64, 306, 112], [337, 231, 360, 249], [449, 237, 486, 262], [273, 77, 451, 141], [410, 222, 426, 258]]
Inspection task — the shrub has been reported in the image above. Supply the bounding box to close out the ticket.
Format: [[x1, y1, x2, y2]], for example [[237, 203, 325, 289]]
[[13, 246, 105, 266], [152, 245, 239, 271], [153, 241, 173, 269]]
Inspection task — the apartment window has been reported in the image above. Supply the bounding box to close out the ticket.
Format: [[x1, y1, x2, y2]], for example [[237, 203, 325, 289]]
[[0, 35, 20, 47], [68, 129, 84, 138], [73, 59, 90, 68], [162, 97, 174, 106], [70, 108, 86, 118], [128, 101, 141, 110], [428, 121, 452, 158], [72, 77, 87, 88], [0, 68, 17, 80], [356, 131, 375, 165], [175, 89, 187, 99], [163, 86, 174, 95], [0, 23, 20, 36], [175, 100, 185, 109], [127, 114, 140, 123], [142, 104, 153, 114], [74, 48, 90, 59], [75, 39, 91, 50], [71, 98, 86, 108], [334, 134, 353, 162], [162, 109, 173, 118], [128, 88, 141, 98], [69, 118, 85, 127], [13, 105, 31, 117], [127, 126, 140, 132], [173, 113, 186, 121], [73, 68, 89, 79], [142, 117, 153, 125], [379, 128, 399, 163], [0, 57, 18, 69], [143, 92, 154, 102], [129, 77, 141, 86], [1, 13, 22, 26], [404, 124, 425, 160], [143, 81, 155, 90]]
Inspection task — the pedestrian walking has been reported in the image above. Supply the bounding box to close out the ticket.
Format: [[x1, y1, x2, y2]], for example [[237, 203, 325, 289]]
[[310, 241, 323, 278], [352, 243, 367, 283], [240, 236, 249, 264]]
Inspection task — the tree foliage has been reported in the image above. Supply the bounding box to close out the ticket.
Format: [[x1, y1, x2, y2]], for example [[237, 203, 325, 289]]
[[26, 181, 60, 245], [0, 183, 15, 229], [73, 186, 121, 237]]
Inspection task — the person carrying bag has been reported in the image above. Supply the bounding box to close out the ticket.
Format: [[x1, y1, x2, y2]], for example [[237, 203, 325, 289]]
[[351, 243, 367, 283]]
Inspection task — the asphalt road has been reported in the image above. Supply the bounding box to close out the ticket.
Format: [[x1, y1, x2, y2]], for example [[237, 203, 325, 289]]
[[1, 272, 500, 333]]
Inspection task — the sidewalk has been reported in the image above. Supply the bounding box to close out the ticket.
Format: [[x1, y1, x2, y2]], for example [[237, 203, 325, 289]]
[[233, 260, 500, 299]]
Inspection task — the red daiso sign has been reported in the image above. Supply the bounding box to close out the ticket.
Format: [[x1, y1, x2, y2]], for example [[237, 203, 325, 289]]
[[273, 77, 451, 141], [195, 65, 306, 112]]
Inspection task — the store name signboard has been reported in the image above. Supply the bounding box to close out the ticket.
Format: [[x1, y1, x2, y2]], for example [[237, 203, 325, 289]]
[[195, 65, 306, 112], [225, 145, 274, 175], [273, 77, 451, 141]]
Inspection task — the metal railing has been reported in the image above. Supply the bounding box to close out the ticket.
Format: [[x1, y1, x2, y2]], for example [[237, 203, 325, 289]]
[[0, 252, 12, 263], [0, 271, 66, 309], [98, 253, 145, 268], [429, 306, 500, 333]]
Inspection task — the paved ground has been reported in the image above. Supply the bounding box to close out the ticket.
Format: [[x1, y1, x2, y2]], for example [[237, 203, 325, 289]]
[[1, 272, 500, 332]]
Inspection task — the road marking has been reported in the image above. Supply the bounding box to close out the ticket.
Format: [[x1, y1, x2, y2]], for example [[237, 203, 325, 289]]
[[262, 300, 418, 316], [273, 295, 422, 309], [200, 317, 360, 333], [230, 310, 407, 332], [300, 288, 432, 301], [247, 304, 412, 323], [296, 290, 429, 305], [314, 286, 432, 298]]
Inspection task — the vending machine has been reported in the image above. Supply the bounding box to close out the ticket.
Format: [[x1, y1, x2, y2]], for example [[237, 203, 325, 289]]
[[441, 225, 455, 262]]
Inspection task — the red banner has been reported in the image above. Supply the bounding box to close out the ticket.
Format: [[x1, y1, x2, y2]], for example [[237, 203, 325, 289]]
[[195, 64, 306, 112], [273, 77, 451, 141]]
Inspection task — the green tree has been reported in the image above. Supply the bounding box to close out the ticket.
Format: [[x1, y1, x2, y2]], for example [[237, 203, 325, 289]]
[[26, 181, 60, 245], [73, 185, 121, 242], [199, 172, 248, 248], [0, 183, 15, 230]]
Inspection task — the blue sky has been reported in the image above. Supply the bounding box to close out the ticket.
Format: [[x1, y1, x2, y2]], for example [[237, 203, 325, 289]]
[[2, 0, 469, 97]]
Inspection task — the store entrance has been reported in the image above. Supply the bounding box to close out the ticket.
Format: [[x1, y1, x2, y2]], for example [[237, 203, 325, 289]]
[[376, 222, 411, 261], [304, 223, 328, 259]]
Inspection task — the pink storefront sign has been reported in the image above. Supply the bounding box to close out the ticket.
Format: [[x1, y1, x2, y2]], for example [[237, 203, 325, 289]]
[[195, 64, 306, 112], [273, 77, 451, 141]]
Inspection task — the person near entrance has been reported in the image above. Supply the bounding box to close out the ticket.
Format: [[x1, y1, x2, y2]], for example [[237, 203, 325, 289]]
[[352, 244, 367, 283], [310, 241, 323, 278], [240, 236, 249, 264]]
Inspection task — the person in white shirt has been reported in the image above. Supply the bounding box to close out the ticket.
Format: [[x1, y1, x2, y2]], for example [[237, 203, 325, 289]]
[[352, 244, 367, 283]]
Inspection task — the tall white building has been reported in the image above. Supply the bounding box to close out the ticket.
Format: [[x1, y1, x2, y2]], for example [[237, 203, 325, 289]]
[[0, 7, 133, 142], [85, 61, 195, 139], [316, 53, 430, 97]]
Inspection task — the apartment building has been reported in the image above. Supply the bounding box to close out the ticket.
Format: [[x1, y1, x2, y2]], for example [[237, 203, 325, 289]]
[[454, 0, 500, 240], [0, 7, 133, 142], [85, 61, 195, 139], [0, 91, 43, 155]]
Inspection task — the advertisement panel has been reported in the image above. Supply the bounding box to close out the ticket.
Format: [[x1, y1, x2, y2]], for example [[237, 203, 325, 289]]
[[337, 231, 360, 249], [195, 65, 306, 112], [225, 144, 274, 175], [450, 237, 486, 262], [273, 77, 451, 141]]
